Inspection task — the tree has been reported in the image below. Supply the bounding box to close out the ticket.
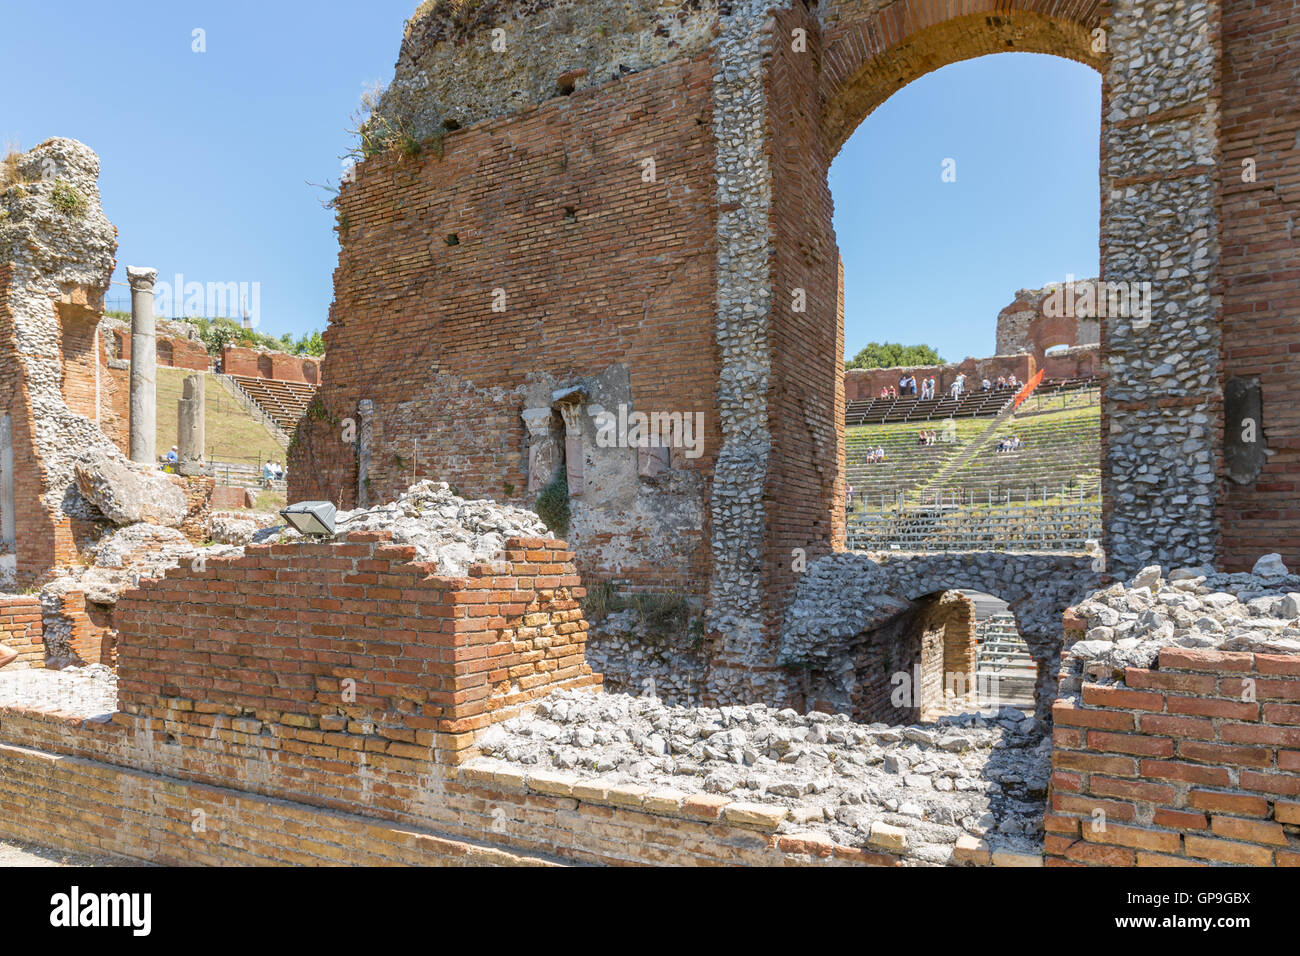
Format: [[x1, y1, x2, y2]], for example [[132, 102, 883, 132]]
[[845, 342, 944, 370]]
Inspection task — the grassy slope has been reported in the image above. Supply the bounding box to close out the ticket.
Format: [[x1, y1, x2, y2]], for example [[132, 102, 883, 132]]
[[155, 367, 287, 468]]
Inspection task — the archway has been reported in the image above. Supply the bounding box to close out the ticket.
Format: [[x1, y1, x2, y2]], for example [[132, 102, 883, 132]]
[[703, 0, 1223, 706]]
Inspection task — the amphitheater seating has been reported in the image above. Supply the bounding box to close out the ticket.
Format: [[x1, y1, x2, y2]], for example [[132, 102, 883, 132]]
[[922, 412, 1100, 502], [228, 375, 318, 434], [846, 377, 1098, 426], [845, 388, 1010, 426], [844, 402, 1102, 552]]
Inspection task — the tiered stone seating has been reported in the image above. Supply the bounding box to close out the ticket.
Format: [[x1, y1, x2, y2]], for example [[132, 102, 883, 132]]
[[228, 375, 318, 434], [846, 376, 1098, 426], [926, 412, 1100, 501], [845, 388, 1010, 426], [975, 613, 1035, 711]]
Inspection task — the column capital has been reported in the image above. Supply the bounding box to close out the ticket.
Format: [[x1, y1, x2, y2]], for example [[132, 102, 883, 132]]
[[125, 266, 158, 292]]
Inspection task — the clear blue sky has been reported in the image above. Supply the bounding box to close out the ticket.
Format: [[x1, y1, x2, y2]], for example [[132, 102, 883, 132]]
[[2, 5, 1099, 359], [832, 52, 1101, 362]]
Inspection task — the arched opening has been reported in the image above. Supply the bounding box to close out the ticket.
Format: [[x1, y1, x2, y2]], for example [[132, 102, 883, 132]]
[[823, 586, 1041, 724], [833, 49, 1103, 556]]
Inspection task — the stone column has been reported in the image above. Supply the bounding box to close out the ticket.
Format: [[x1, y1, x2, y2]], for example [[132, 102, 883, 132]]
[[557, 402, 585, 496], [177, 373, 205, 467], [127, 266, 158, 464], [522, 407, 562, 494], [356, 399, 374, 507]]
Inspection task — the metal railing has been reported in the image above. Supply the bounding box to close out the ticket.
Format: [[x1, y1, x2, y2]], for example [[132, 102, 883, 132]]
[[846, 500, 1102, 553]]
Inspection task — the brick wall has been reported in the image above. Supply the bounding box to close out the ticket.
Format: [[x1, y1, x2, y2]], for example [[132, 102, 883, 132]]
[[1048, 648, 1300, 866], [59, 590, 115, 667], [1216, 0, 1300, 571], [221, 346, 320, 384], [114, 530, 597, 770], [291, 54, 720, 596], [0, 266, 81, 583], [764, 4, 844, 632], [114, 327, 210, 372], [0, 595, 43, 670], [845, 355, 1039, 404]]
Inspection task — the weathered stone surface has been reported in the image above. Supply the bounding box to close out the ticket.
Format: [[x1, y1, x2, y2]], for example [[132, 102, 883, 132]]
[[477, 687, 1050, 865], [74, 451, 186, 527]]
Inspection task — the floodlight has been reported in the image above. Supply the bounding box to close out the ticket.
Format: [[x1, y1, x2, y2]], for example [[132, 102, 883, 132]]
[[280, 501, 338, 536]]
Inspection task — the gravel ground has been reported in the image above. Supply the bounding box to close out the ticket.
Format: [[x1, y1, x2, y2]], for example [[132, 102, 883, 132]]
[[0, 837, 135, 867], [0, 664, 117, 718]]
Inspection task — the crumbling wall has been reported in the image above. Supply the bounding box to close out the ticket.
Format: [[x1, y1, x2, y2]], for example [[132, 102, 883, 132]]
[[995, 282, 1101, 361], [292, 50, 720, 596], [0, 139, 121, 584], [369, 0, 721, 142]]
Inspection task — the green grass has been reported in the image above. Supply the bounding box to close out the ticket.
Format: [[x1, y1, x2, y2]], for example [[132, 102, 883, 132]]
[[155, 367, 287, 468]]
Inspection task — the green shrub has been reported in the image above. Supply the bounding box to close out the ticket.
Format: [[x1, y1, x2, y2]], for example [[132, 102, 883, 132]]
[[50, 179, 86, 216], [535, 473, 570, 537]]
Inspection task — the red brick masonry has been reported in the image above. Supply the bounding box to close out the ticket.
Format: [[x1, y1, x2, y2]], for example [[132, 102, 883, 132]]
[[1048, 648, 1300, 866]]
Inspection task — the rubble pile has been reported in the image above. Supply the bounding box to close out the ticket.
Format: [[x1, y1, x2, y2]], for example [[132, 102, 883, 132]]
[[473, 688, 1049, 864], [265, 480, 551, 576], [1061, 552, 1300, 689]]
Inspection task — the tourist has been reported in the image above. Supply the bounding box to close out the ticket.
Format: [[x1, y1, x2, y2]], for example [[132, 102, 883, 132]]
[[981, 378, 992, 391], [273, 461, 284, 480], [875, 445, 886, 461], [846, 484, 854, 510], [166, 446, 179, 464], [996, 375, 1007, 390], [1007, 373, 1019, 389], [262, 459, 275, 488], [880, 386, 889, 399], [888, 386, 897, 399], [950, 374, 965, 401]]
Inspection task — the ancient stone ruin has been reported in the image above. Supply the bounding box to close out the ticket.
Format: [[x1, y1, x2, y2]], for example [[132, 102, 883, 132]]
[[0, 0, 1297, 870]]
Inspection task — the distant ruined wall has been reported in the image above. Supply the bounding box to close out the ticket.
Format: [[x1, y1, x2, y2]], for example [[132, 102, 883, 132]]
[[996, 282, 1101, 362], [845, 354, 1038, 404]]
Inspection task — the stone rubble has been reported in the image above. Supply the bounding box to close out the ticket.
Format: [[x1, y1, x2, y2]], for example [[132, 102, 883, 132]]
[[74, 449, 188, 527], [208, 510, 279, 546], [0, 663, 116, 718], [1060, 553, 1300, 691], [262, 479, 551, 577], [474, 688, 1049, 864]]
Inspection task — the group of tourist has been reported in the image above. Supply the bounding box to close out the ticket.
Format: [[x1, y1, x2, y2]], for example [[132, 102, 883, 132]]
[[876, 374, 941, 401], [874, 370, 1023, 404], [262, 459, 286, 486], [995, 435, 1024, 453], [980, 374, 1020, 392], [916, 429, 940, 446], [863, 445, 887, 463]]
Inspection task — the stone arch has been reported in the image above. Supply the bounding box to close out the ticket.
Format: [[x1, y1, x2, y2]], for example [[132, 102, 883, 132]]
[[779, 552, 1098, 720], [735, 2, 1114, 705], [818, 0, 1104, 156]]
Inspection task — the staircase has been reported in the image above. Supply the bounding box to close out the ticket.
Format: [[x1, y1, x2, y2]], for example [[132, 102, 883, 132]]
[[975, 613, 1035, 711]]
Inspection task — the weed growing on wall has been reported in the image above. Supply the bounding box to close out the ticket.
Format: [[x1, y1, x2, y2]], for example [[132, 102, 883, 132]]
[[535, 472, 570, 537]]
